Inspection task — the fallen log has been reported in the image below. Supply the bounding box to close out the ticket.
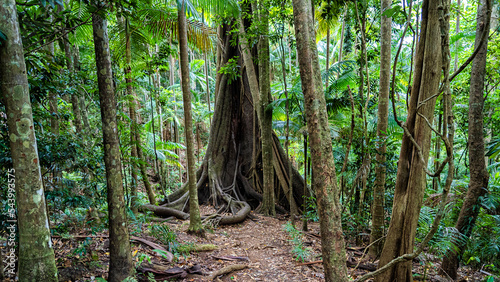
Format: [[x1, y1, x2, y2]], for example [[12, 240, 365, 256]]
[[294, 260, 378, 271], [209, 264, 248, 280]]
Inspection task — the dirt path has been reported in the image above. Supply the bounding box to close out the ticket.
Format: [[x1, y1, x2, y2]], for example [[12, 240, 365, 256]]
[[173, 212, 324, 281]]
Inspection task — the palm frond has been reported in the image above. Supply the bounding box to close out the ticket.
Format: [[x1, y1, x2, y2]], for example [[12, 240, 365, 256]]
[[139, 7, 215, 53]]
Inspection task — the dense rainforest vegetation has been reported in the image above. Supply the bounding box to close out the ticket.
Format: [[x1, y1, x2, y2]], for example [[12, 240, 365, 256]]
[[1, 0, 500, 281]]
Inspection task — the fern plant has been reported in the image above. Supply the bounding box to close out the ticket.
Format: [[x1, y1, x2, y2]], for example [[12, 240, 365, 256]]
[[283, 221, 312, 262]]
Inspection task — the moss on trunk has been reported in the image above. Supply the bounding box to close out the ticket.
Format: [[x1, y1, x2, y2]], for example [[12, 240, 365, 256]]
[[0, 0, 58, 280], [292, 0, 348, 280]]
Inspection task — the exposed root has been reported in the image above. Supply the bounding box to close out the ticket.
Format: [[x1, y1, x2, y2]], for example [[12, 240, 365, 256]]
[[139, 204, 189, 220]]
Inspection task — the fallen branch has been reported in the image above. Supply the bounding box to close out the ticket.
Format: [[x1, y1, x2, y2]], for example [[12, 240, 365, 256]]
[[296, 260, 322, 266], [209, 264, 248, 280], [180, 244, 218, 252], [295, 260, 377, 271], [212, 255, 250, 262]]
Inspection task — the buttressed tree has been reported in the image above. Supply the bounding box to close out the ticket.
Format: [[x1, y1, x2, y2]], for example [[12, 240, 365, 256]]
[[0, 0, 58, 280], [155, 4, 307, 226]]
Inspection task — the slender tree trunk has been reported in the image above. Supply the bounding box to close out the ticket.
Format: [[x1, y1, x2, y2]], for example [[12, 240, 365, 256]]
[[369, 0, 392, 258], [124, 17, 139, 213], [204, 51, 211, 119], [376, 1, 443, 280], [432, 112, 442, 191], [0, 1, 58, 280], [454, 0, 461, 72], [326, 25, 330, 91], [292, 0, 348, 280], [257, 1, 276, 216], [179, 0, 203, 233], [62, 29, 82, 134], [440, 0, 491, 279], [72, 44, 87, 134], [280, 18, 298, 220], [47, 39, 59, 136], [137, 131, 157, 205], [302, 133, 309, 231], [92, 11, 133, 281], [338, 8, 346, 64]]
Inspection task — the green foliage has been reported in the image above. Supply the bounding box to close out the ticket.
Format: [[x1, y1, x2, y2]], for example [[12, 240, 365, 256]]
[[416, 206, 468, 258], [149, 224, 179, 252], [73, 238, 92, 257], [486, 137, 500, 160], [135, 252, 152, 268], [283, 221, 312, 262], [462, 168, 500, 274], [302, 196, 319, 222], [218, 56, 240, 84]]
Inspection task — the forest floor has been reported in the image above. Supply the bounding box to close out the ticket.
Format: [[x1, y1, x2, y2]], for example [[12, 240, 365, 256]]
[[2, 208, 489, 282]]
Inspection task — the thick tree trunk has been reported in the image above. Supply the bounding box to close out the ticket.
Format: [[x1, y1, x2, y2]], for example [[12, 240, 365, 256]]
[[92, 10, 133, 282], [292, 0, 348, 280], [179, 1, 203, 233], [440, 0, 491, 279], [370, 0, 392, 258], [0, 1, 58, 280], [376, 1, 443, 281]]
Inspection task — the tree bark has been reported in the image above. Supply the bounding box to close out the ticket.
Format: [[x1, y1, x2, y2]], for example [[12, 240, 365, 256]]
[[376, 1, 443, 281], [440, 0, 491, 279], [73, 45, 89, 131], [256, 1, 276, 216], [46, 39, 59, 136], [179, 0, 203, 233], [292, 0, 348, 280], [1, 1, 58, 280], [61, 28, 82, 134], [369, 0, 392, 258], [124, 16, 140, 213], [92, 10, 133, 281]]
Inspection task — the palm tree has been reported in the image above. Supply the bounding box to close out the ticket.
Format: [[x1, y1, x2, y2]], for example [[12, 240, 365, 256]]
[[178, 0, 203, 234]]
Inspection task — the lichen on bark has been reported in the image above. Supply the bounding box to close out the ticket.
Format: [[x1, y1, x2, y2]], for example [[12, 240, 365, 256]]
[[0, 0, 58, 280]]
